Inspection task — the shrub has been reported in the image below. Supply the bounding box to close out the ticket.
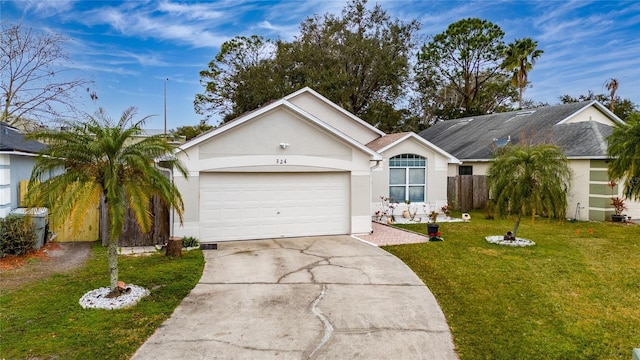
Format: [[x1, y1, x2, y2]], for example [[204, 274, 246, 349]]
[[182, 236, 199, 248], [0, 215, 36, 257]]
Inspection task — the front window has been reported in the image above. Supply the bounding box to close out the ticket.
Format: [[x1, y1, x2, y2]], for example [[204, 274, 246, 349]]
[[389, 154, 426, 202]]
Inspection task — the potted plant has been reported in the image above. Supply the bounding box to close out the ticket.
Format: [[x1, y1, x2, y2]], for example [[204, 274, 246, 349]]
[[387, 201, 398, 224], [610, 197, 627, 222], [441, 204, 451, 219], [403, 200, 411, 218], [429, 231, 444, 242], [427, 211, 439, 237]]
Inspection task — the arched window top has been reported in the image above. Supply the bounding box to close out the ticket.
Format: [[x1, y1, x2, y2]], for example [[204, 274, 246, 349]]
[[389, 154, 427, 203], [389, 154, 426, 167]]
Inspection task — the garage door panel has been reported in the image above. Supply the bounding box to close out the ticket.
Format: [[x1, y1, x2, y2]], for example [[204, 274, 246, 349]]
[[199, 172, 349, 241]]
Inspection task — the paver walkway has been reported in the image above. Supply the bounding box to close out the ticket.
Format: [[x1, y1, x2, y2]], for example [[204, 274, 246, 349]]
[[354, 221, 429, 246]]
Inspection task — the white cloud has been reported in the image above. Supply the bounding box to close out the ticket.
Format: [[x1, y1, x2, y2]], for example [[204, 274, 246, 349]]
[[157, 1, 225, 20], [15, 0, 77, 16]]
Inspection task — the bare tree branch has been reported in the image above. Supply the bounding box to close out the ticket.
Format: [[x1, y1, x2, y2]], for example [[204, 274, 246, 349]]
[[1, 23, 94, 128]]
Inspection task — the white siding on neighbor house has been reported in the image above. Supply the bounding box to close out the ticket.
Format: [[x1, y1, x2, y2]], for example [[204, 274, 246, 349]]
[[448, 159, 640, 221], [198, 172, 349, 241], [560, 106, 618, 126], [453, 160, 590, 219], [448, 162, 491, 177], [0, 155, 10, 217], [627, 198, 640, 220], [568, 160, 591, 221], [1, 154, 40, 218]]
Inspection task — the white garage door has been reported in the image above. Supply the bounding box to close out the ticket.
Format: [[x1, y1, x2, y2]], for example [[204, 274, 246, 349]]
[[200, 172, 350, 241]]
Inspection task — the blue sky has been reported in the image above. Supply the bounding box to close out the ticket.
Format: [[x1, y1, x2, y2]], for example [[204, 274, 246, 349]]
[[2, 0, 639, 130]]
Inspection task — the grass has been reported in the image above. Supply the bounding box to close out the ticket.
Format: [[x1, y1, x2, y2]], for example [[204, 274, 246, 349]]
[[385, 211, 640, 360], [0, 242, 204, 360]]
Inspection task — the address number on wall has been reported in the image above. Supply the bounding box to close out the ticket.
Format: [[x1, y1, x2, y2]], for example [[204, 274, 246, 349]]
[[276, 159, 287, 164]]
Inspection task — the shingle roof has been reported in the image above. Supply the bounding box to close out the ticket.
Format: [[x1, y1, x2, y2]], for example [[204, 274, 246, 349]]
[[366, 132, 411, 151], [418, 101, 615, 160], [0, 122, 46, 153]]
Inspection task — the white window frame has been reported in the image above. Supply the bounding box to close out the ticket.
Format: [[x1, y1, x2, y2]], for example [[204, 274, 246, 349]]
[[389, 154, 426, 203]]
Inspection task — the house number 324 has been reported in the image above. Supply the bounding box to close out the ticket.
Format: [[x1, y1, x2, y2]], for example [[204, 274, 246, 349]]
[[276, 159, 287, 164]]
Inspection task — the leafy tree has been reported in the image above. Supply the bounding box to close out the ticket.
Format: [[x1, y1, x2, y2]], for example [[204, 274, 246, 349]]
[[279, 0, 419, 121], [607, 112, 640, 200], [501, 38, 544, 108], [488, 144, 572, 237], [26, 108, 187, 293], [195, 0, 419, 130], [413, 72, 516, 126], [194, 35, 285, 122], [416, 18, 515, 120], [1, 23, 94, 127], [520, 99, 550, 109], [172, 121, 214, 141], [559, 91, 638, 120]]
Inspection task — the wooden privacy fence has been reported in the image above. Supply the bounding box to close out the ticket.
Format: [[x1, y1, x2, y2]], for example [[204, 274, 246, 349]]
[[19, 180, 169, 245], [100, 195, 170, 247], [447, 175, 489, 212]]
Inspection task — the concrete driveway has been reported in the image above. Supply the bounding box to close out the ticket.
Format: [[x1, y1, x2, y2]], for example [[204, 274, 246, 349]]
[[132, 236, 458, 359]]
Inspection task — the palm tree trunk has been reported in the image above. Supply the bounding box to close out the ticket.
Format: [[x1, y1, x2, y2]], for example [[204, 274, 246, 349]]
[[107, 238, 119, 290], [513, 212, 522, 238], [519, 86, 524, 109]]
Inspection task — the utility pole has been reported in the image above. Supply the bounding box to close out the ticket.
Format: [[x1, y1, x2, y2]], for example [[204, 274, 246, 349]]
[[164, 78, 169, 137]]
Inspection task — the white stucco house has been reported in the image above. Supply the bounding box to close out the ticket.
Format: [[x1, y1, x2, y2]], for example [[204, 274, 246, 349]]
[[172, 87, 460, 242]]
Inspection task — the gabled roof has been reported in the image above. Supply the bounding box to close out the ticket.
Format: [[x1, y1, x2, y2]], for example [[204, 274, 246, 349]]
[[366, 132, 461, 164], [178, 98, 382, 161], [0, 122, 46, 154], [284, 87, 386, 137], [418, 101, 620, 160]]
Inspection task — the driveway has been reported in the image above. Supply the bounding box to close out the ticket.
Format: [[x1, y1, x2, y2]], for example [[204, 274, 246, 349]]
[[132, 236, 458, 359]]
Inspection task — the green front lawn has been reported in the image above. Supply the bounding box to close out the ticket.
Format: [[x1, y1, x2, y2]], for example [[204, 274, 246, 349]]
[[0, 243, 204, 360], [386, 212, 640, 360]]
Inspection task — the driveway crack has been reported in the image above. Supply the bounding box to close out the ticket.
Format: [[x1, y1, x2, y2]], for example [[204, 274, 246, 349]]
[[306, 284, 333, 359], [277, 259, 326, 283]]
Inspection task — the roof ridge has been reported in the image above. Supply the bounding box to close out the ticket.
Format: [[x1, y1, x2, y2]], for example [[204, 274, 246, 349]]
[[589, 120, 608, 154]]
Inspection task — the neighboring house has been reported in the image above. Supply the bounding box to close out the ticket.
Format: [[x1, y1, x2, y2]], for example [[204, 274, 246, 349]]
[[172, 87, 460, 242], [418, 101, 640, 221], [0, 122, 46, 218]]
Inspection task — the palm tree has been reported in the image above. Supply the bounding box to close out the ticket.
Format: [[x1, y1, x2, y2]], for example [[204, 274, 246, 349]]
[[26, 107, 187, 294], [501, 38, 544, 108], [488, 144, 571, 237], [605, 78, 619, 112], [607, 112, 640, 201]]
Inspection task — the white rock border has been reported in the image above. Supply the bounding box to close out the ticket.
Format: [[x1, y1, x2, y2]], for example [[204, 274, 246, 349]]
[[79, 284, 150, 310], [485, 235, 536, 247]]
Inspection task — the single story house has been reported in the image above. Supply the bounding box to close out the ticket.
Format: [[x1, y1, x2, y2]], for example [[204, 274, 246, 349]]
[[418, 101, 640, 221], [0, 122, 47, 218], [172, 87, 460, 242]]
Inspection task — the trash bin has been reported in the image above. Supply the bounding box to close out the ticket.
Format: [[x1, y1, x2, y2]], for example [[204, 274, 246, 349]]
[[9, 207, 49, 249]]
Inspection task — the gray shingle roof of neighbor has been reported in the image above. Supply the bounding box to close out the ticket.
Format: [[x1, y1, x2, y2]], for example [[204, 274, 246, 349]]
[[0, 122, 47, 153], [418, 101, 616, 160]]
